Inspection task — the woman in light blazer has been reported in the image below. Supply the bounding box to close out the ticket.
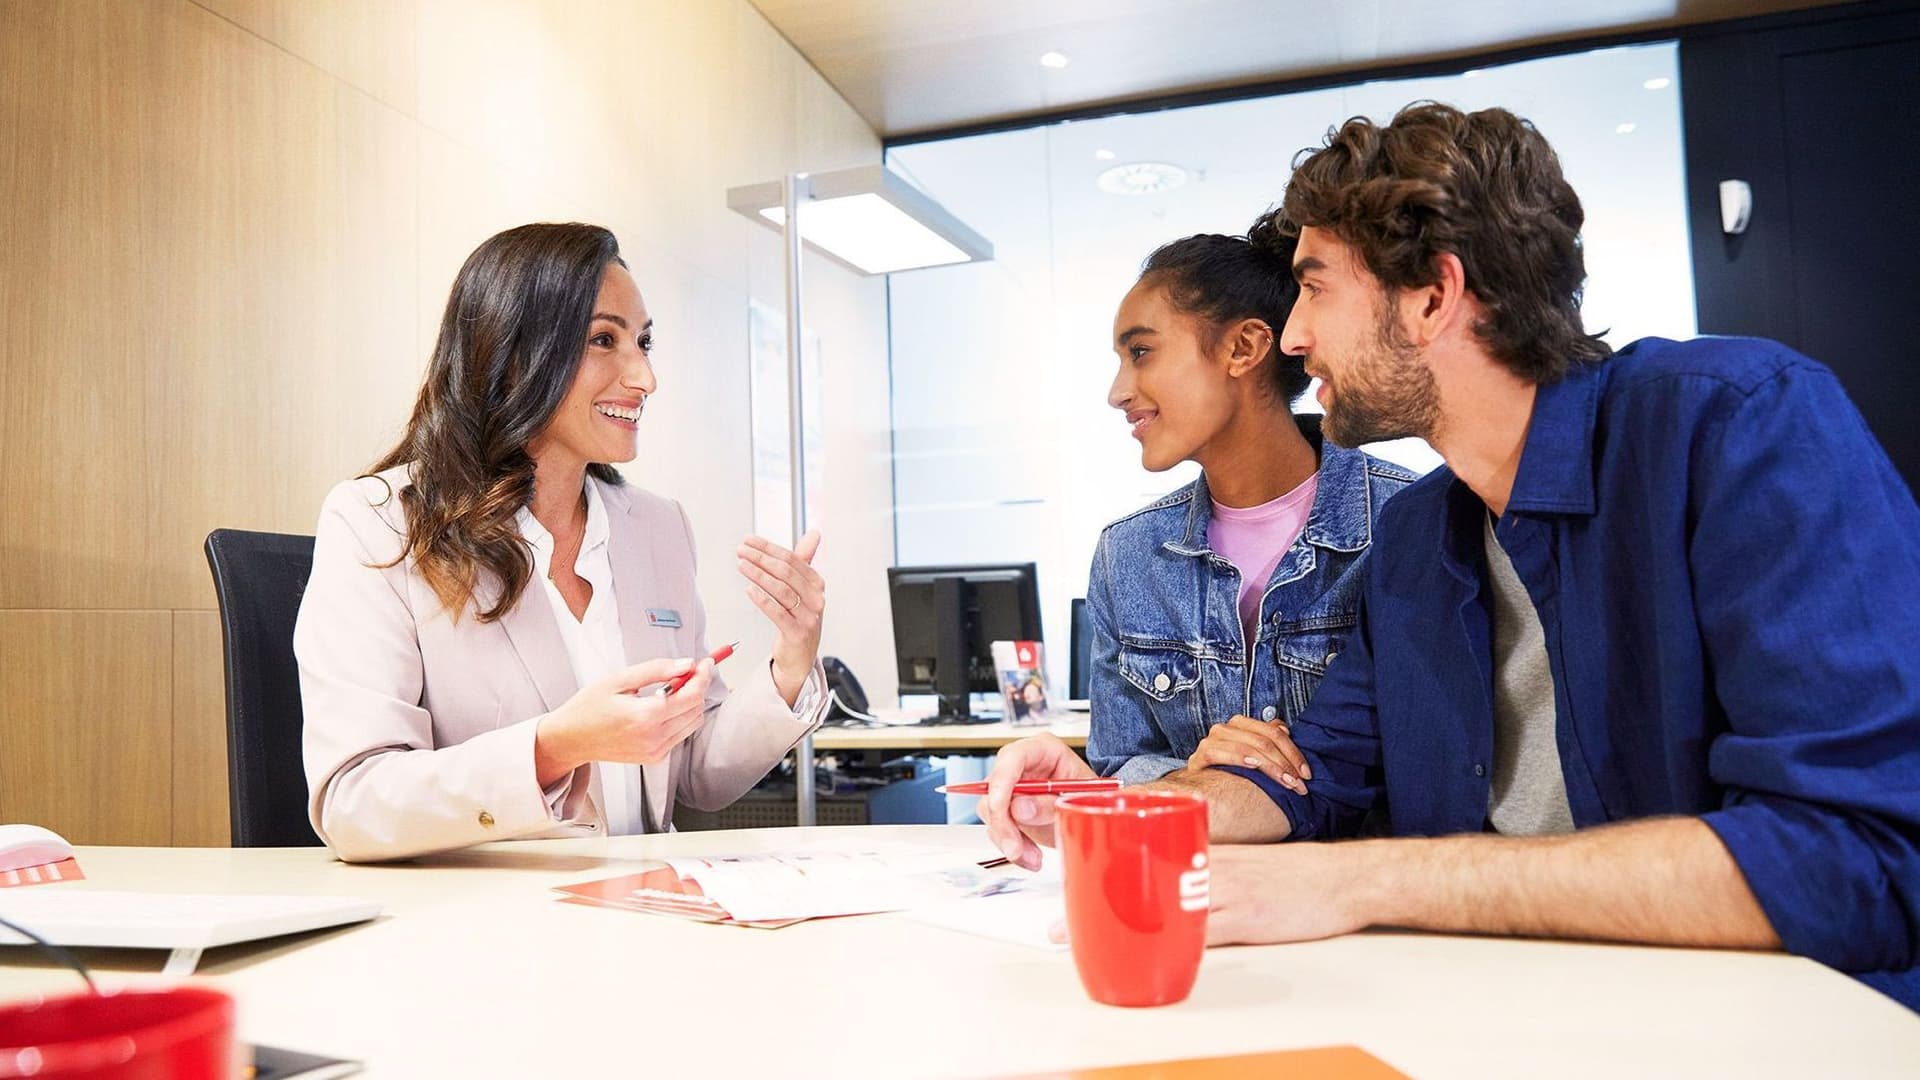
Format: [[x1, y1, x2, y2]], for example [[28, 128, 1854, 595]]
[[297, 223, 828, 863]]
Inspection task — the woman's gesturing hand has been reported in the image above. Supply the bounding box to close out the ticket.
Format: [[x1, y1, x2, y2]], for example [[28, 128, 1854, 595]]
[[737, 530, 825, 705]]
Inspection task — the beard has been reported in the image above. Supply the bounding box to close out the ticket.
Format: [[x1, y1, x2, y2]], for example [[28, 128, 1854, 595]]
[[1318, 300, 1439, 448]]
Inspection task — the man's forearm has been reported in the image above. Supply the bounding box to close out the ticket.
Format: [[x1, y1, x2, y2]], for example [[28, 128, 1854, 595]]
[[1147, 768, 1294, 843], [1358, 816, 1780, 950]]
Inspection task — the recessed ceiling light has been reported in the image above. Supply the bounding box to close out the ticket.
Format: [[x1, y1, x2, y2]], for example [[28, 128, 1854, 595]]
[[1615, 122, 1638, 135], [1097, 162, 1188, 196], [1040, 51, 1070, 69], [1643, 77, 1672, 91], [1094, 148, 1116, 161]]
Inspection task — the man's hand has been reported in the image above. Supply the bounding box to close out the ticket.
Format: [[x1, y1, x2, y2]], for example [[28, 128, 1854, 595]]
[[1203, 820, 1782, 954], [1204, 843, 1375, 946], [979, 734, 1097, 870]]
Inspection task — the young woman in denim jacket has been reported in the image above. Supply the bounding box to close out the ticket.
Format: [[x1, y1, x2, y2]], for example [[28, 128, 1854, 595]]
[[1087, 223, 1415, 793]]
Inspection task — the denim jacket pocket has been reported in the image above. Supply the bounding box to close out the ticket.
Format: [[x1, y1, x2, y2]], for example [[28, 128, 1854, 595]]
[[1116, 640, 1207, 746], [1271, 615, 1358, 720]]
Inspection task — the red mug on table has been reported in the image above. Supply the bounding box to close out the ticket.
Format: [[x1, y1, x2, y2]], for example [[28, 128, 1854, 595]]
[[1055, 789, 1209, 1008], [0, 985, 235, 1079]]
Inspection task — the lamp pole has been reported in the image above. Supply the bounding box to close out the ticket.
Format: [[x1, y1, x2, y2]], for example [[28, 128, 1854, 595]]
[[781, 172, 817, 828]]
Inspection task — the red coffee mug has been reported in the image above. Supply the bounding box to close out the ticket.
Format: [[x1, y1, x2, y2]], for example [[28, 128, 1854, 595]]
[[1055, 789, 1209, 1007], [0, 985, 236, 1078]]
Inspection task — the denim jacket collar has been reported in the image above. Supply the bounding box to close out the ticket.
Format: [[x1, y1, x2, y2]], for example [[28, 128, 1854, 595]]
[[1162, 437, 1378, 559]]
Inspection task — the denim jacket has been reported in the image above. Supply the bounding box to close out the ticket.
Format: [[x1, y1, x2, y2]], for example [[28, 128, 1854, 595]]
[[1085, 432, 1416, 784]]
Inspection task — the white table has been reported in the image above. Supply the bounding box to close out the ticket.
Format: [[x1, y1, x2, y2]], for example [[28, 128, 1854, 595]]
[[2, 826, 1915, 1078]]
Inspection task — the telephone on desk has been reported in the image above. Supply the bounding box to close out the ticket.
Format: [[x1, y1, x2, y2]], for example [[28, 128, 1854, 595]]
[[822, 656, 872, 724]]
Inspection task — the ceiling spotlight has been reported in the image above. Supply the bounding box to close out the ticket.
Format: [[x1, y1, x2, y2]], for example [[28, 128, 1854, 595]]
[[1616, 122, 1638, 135], [1643, 77, 1672, 91], [1096, 161, 1188, 196], [1094, 148, 1116, 161], [1040, 51, 1070, 69]]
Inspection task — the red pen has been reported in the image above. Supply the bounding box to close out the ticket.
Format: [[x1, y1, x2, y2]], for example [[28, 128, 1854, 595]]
[[657, 641, 736, 696], [936, 778, 1121, 796]]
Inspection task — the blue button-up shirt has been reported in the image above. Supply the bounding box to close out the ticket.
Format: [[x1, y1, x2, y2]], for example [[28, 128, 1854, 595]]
[[1086, 432, 1413, 783], [1227, 337, 1920, 1007]]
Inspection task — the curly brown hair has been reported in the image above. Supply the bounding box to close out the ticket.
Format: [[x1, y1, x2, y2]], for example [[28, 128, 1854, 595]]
[[1275, 102, 1611, 382], [370, 223, 627, 622]]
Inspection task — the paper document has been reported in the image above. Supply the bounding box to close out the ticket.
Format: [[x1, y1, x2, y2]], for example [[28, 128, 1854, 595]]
[[904, 848, 1067, 950], [557, 845, 1003, 927]]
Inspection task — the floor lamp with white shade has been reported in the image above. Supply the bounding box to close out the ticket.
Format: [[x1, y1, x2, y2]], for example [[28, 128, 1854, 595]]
[[725, 165, 993, 826]]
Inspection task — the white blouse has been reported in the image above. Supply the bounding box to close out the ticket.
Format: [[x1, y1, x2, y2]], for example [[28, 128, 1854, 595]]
[[516, 480, 820, 834]]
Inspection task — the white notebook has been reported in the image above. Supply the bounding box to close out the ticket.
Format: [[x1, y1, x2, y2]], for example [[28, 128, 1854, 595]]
[[0, 889, 381, 973]]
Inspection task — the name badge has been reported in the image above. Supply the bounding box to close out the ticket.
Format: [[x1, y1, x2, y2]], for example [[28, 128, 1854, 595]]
[[645, 608, 683, 628]]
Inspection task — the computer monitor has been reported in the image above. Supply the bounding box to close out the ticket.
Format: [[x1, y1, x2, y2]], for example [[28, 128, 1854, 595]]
[[888, 563, 1042, 723]]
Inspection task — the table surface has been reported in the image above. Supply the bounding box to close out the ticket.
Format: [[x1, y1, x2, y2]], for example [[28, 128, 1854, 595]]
[[2, 827, 1915, 1079], [812, 717, 1088, 751]]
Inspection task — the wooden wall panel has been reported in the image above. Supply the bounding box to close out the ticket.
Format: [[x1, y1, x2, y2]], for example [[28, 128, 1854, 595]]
[[0, 0, 171, 611], [190, 0, 421, 118], [0, 613, 173, 846], [414, 129, 588, 374], [171, 611, 229, 847], [0, 0, 420, 612]]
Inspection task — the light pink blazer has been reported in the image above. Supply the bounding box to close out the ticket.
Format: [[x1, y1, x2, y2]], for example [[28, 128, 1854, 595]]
[[295, 466, 822, 863]]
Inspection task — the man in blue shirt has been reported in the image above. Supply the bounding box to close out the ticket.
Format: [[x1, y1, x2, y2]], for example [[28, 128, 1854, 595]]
[[980, 103, 1920, 1007]]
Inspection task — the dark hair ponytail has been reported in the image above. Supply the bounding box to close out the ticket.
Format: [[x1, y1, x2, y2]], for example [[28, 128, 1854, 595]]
[[1138, 228, 1309, 404]]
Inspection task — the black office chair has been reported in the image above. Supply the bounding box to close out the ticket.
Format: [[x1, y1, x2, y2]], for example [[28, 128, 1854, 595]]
[[203, 529, 324, 847]]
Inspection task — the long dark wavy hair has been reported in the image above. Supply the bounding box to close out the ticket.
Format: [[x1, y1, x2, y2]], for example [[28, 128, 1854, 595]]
[[370, 222, 627, 622]]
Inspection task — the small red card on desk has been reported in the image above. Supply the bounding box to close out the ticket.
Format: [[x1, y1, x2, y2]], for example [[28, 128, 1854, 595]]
[[1, 858, 83, 888], [554, 868, 802, 929], [997, 1046, 1410, 1079]]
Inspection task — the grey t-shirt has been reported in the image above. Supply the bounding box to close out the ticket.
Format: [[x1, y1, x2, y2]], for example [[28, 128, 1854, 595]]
[[1483, 513, 1575, 836]]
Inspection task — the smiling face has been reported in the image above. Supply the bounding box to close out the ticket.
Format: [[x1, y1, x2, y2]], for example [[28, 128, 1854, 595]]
[[529, 262, 657, 473], [1108, 279, 1244, 473], [1280, 227, 1438, 447]]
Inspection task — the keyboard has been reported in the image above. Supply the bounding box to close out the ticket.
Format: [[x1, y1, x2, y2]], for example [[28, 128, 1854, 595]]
[[0, 889, 382, 951]]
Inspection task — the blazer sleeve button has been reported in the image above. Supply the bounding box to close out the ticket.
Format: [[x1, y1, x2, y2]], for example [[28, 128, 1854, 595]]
[[478, 810, 496, 828]]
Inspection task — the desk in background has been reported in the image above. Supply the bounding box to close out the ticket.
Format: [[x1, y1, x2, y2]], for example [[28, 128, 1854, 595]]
[[812, 717, 1088, 754], [3, 828, 1915, 1079], [801, 718, 1090, 827]]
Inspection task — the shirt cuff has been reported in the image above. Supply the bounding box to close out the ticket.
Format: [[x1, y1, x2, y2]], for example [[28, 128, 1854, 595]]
[[791, 663, 825, 718], [1211, 764, 1314, 839], [540, 764, 593, 823], [1112, 754, 1186, 785]]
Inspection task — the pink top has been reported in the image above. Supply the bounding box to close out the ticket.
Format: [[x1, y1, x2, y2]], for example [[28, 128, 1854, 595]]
[[1210, 472, 1319, 646]]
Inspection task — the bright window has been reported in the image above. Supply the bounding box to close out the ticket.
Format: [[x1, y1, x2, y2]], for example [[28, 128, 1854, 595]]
[[886, 42, 1694, 692]]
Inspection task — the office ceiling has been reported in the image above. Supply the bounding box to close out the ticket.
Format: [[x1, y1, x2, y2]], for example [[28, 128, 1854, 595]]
[[747, 0, 1849, 137]]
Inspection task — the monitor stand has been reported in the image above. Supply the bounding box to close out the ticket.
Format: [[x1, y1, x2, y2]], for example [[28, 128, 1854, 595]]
[[923, 576, 1004, 725]]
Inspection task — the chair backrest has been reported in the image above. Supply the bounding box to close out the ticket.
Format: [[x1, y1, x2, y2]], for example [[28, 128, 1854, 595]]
[[203, 529, 323, 847], [1068, 597, 1092, 700]]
